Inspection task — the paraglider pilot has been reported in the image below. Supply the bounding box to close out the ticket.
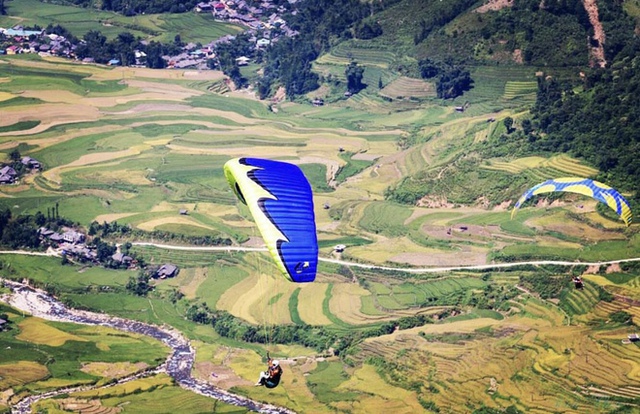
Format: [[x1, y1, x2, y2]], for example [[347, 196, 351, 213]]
[[572, 276, 584, 289], [255, 355, 283, 388]]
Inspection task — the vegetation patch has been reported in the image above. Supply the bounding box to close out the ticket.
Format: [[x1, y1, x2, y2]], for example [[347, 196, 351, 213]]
[[0, 361, 49, 389], [16, 317, 89, 347]]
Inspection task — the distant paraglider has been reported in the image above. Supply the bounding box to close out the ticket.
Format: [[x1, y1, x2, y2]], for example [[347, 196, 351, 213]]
[[511, 177, 633, 226], [224, 157, 318, 283]]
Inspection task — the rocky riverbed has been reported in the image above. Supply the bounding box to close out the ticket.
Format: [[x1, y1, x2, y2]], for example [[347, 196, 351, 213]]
[[0, 279, 295, 414]]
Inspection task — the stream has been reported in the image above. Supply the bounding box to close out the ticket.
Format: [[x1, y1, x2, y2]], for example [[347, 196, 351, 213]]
[[0, 279, 295, 414]]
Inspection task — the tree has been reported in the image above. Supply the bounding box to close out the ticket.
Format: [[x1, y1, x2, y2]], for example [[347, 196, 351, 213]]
[[9, 149, 21, 162], [126, 271, 152, 296], [503, 117, 514, 133], [610, 311, 633, 325], [34, 211, 46, 226], [113, 31, 138, 66], [436, 67, 473, 99], [144, 41, 167, 69], [419, 58, 441, 79], [345, 61, 365, 94], [354, 19, 382, 40]]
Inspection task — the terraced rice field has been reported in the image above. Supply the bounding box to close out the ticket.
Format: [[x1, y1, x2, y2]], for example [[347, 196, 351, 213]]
[[379, 77, 436, 99], [483, 154, 599, 179], [315, 41, 396, 69], [502, 80, 537, 103]]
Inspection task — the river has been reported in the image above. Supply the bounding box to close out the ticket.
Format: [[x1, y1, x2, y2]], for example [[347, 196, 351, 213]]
[[0, 279, 295, 414]]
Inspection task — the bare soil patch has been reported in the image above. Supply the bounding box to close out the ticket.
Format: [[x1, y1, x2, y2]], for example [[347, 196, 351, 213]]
[[606, 263, 622, 274], [475, 0, 514, 13], [421, 224, 498, 242], [512, 49, 524, 64], [389, 249, 488, 266], [583, 0, 607, 67], [416, 195, 455, 208], [195, 361, 252, 389], [93, 213, 137, 223]]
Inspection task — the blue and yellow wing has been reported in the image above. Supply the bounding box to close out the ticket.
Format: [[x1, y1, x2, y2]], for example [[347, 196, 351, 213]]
[[512, 177, 632, 226], [224, 157, 318, 282]]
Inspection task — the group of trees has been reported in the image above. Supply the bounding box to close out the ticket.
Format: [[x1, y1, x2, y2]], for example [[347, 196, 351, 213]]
[[530, 40, 640, 199], [88, 220, 233, 246], [0, 203, 77, 250], [182, 301, 446, 357], [418, 58, 473, 99], [256, 0, 392, 99], [73, 30, 180, 67]]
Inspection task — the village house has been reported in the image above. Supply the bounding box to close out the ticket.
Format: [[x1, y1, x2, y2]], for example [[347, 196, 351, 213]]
[[21, 156, 41, 169], [38, 227, 55, 238], [256, 38, 270, 48], [196, 2, 213, 12], [0, 166, 18, 184], [5, 45, 19, 55], [49, 232, 64, 243], [62, 230, 86, 244], [235, 56, 250, 66], [112, 252, 133, 265], [60, 242, 97, 262], [155, 263, 179, 279]]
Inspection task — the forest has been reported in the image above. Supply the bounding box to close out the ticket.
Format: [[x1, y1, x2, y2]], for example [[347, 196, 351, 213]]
[[530, 42, 640, 197]]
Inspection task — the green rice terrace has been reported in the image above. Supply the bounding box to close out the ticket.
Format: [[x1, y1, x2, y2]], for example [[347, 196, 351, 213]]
[[0, 47, 639, 413]]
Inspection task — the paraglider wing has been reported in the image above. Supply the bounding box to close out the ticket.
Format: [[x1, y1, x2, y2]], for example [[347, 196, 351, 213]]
[[511, 177, 632, 226], [224, 157, 318, 282]]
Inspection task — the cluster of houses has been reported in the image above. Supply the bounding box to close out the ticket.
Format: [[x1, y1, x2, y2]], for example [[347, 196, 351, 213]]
[[196, 0, 296, 36], [0, 157, 42, 185], [0, 27, 76, 58], [37, 226, 178, 278], [168, 0, 298, 69], [1, 0, 299, 71]]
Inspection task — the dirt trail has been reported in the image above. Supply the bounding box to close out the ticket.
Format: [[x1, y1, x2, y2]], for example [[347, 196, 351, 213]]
[[583, 0, 606, 67]]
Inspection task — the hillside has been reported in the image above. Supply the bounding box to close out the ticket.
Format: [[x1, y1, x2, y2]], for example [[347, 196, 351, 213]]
[[0, 0, 640, 413]]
